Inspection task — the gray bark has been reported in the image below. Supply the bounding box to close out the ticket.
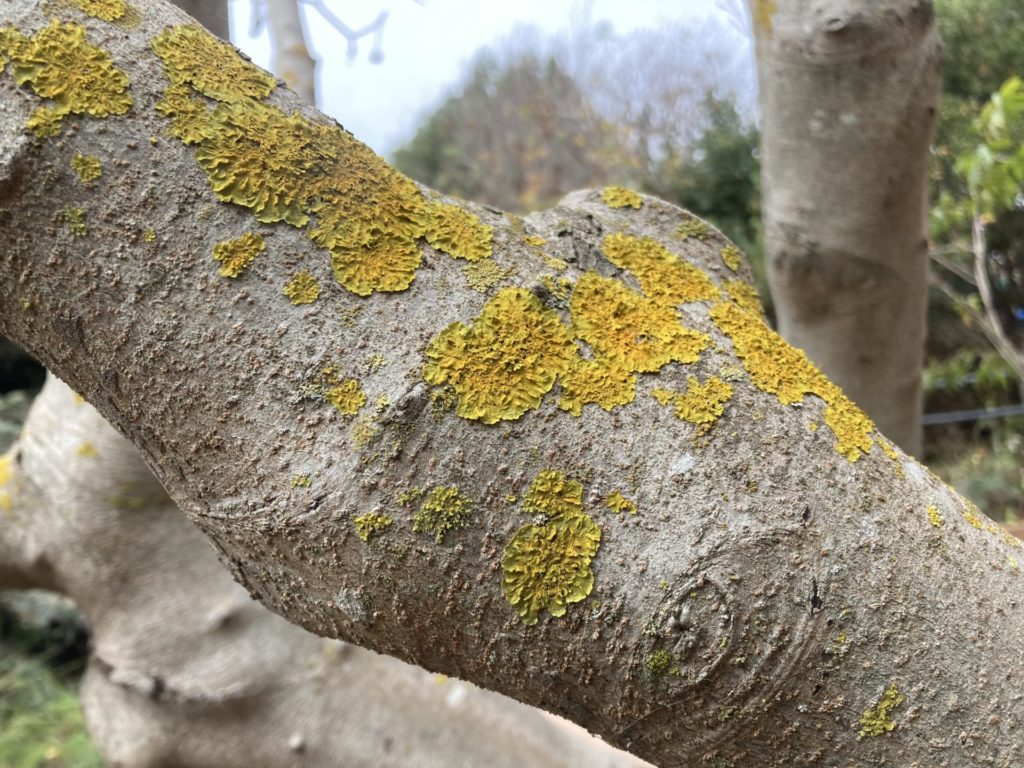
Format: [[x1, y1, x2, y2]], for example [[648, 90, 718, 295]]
[[0, 2, 1021, 765], [169, 0, 228, 39], [752, 0, 942, 457], [0, 374, 643, 768], [265, 0, 317, 104]]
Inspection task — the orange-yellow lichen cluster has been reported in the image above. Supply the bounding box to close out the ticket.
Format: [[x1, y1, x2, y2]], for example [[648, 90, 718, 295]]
[[605, 491, 637, 515], [602, 233, 720, 307], [0, 20, 132, 137], [423, 288, 575, 423], [70, 0, 128, 21], [152, 25, 493, 296], [323, 377, 366, 417], [926, 505, 944, 528], [558, 357, 635, 416], [725, 279, 762, 316], [601, 186, 643, 209], [283, 270, 321, 305], [671, 375, 734, 434], [212, 232, 265, 278], [502, 470, 601, 625], [710, 300, 874, 461]]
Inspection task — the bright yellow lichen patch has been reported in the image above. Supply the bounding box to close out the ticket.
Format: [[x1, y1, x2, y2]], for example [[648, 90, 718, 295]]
[[542, 274, 573, 302], [601, 186, 642, 209], [571, 272, 709, 373], [0, 453, 13, 513], [602, 233, 720, 307], [725, 279, 762, 316], [423, 288, 575, 423], [65, 206, 87, 237], [605, 491, 637, 515], [543, 255, 569, 271], [324, 378, 366, 416], [859, 684, 903, 737], [2, 20, 132, 137], [524, 235, 546, 248], [720, 244, 742, 272], [291, 474, 312, 488], [76, 442, 97, 458], [425, 202, 493, 262], [71, 0, 127, 21], [672, 375, 734, 434], [354, 512, 393, 542], [155, 83, 211, 144], [651, 387, 674, 406], [152, 25, 275, 102], [463, 260, 512, 293], [414, 486, 473, 543], [926, 505, 944, 528], [675, 218, 710, 241], [283, 270, 321, 305], [212, 232, 265, 278], [558, 356, 635, 416], [70, 151, 102, 183], [710, 300, 874, 462], [523, 469, 583, 519], [752, 0, 778, 36]]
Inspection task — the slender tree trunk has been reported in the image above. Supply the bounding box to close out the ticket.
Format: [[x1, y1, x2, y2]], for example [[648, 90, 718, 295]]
[[169, 0, 229, 39], [752, 0, 942, 457], [1, 2, 1021, 765], [265, 0, 317, 104]]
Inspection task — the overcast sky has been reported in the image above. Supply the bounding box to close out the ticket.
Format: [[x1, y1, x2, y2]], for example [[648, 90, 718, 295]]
[[229, 0, 747, 156]]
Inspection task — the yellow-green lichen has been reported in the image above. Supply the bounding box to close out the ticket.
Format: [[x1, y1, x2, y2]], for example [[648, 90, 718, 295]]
[[3, 20, 132, 137], [64, 206, 87, 237], [154, 83, 211, 144], [645, 649, 674, 676], [710, 300, 874, 462], [212, 232, 264, 278], [324, 377, 366, 416], [720, 244, 742, 272], [397, 486, 424, 507], [523, 469, 583, 519], [570, 272, 709, 374], [76, 442, 97, 458], [675, 218, 710, 241], [0, 453, 12, 512], [859, 684, 904, 737], [672, 375, 734, 435], [425, 202, 493, 262], [651, 387, 675, 406], [605, 491, 637, 515], [70, 151, 101, 183], [414, 486, 473, 543], [927, 504, 944, 528], [423, 288, 575, 423], [354, 512, 393, 542], [601, 186, 643, 209], [70, 0, 127, 21], [725, 279, 762, 316], [143, 227, 156, 242], [542, 274, 573, 302], [152, 25, 275, 102], [463, 259, 512, 293], [602, 233, 720, 307], [291, 474, 312, 488], [524, 235, 546, 248], [558, 356, 635, 416], [543, 255, 569, 271], [501, 511, 601, 625], [283, 270, 321, 305]]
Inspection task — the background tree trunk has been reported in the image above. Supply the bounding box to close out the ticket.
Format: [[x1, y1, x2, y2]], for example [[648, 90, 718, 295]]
[[1, 2, 1022, 765], [168, 0, 229, 39], [266, 0, 317, 104], [751, 0, 943, 457]]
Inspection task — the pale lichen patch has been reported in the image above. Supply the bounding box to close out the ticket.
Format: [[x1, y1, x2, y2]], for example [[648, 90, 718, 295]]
[[720, 244, 742, 272]]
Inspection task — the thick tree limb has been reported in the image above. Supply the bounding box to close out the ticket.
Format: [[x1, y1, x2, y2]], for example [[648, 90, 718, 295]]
[[0, 1, 1021, 765]]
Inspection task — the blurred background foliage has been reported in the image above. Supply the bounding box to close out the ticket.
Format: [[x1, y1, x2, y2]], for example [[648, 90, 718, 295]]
[[0, 0, 1022, 764]]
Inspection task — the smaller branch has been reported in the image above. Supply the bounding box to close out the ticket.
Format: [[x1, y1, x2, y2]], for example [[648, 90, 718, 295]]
[[971, 215, 1024, 377], [929, 249, 977, 285]]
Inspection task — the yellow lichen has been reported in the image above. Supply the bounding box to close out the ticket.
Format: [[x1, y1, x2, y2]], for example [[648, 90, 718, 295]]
[[462, 259, 512, 293], [725, 279, 762, 316], [926, 505, 944, 528], [605, 491, 637, 515], [324, 378, 366, 416], [650, 388, 675, 406], [2, 20, 132, 137], [558, 355, 635, 416], [645, 649, 674, 675], [752, 0, 778, 36], [720, 244, 742, 272], [672, 375, 734, 434], [70, 151, 101, 183], [414, 486, 473, 543], [154, 83, 211, 144], [64, 206, 87, 237], [423, 288, 575, 423], [283, 270, 321, 305], [152, 25, 275, 103], [570, 272, 709, 374], [76, 442, 97, 458], [524, 235, 546, 248], [143, 227, 156, 242], [0, 453, 12, 513], [354, 512, 393, 542], [602, 233, 720, 307], [425, 202, 493, 262], [859, 684, 904, 737], [675, 218, 710, 241], [501, 511, 601, 625], [542, 274, 573, 302], [710, 300, 874, 462], [212, 232, 265, 278], [291, 474, 312, 488], [523, 469, 583, 519], [70, 0, 127, 21], [543, 255, 569, 271], [601, 186, 643, 209]]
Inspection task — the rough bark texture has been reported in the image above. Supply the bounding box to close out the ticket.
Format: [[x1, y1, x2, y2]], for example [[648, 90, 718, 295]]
[[265, 0, 316, 104], [0, 374, 643, 768], [752, 0, 942, 457], [0, 2, 1022, 765]]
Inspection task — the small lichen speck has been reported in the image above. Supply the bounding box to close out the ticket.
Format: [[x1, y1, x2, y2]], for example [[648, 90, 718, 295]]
[[859, 684, 904, 737], [601, 186, 642, 209]]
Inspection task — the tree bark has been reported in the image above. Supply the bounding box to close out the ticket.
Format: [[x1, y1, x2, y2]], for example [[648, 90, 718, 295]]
[[169, 0, 228, 39], [0, 374, 644, 768], [752, 0, 942, 457], [0, 2, 1021, 765], [265, 0, 317, 104]]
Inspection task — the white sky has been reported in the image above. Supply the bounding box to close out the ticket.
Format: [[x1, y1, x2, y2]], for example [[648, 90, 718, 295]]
[[230, 0, 738, 156]]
